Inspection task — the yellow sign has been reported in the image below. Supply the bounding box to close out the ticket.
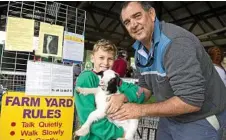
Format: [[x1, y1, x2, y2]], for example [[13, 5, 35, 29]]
[[0, 92, 74, 140], [64, 34, 84, 43], [5, 17, 34, 52]]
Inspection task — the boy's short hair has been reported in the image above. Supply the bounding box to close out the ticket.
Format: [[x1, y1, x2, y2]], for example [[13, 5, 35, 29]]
[[92, 39, 117, 57]]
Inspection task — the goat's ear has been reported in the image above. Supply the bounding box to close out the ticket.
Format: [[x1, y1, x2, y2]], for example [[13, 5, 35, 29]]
[[96, 71, 104, 77], [107, 78, 118, 93], [115, 74, 122, 86]]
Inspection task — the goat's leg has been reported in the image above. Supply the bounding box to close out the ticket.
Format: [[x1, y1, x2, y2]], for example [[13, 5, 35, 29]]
[[124, 119, 139, 140], [75, 109, 106, 136], [76, 87, 99, 95]]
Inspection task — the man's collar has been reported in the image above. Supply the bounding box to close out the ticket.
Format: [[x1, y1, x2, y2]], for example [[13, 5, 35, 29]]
[[153, 17, 161, 46], [132, 17, 161, 50]]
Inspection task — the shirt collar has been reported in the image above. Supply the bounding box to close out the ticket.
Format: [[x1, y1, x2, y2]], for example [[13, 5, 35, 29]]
[[132, 17, 161, 50]]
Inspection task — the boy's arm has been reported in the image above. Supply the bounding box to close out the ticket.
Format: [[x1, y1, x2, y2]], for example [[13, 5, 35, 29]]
[[107, 76, 151, 114], [121, 87, 151, 102], [118, 80, 151, 104], [137, 73, 152, 102], [74, 71, 124, 139]]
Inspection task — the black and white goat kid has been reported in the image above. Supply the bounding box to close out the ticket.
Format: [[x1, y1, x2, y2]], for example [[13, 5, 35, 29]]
[[75, 70, 138, 140]]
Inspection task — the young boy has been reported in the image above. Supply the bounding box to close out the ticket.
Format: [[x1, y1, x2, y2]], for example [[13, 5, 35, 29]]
[[74, 39, 149, 140]]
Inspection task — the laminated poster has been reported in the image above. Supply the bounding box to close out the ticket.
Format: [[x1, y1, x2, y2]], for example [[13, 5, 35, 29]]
[[5, 17, 34, 52], [36, 22, 64, 57], [25, 61, 73, 96], [63, 31, 84, 62]]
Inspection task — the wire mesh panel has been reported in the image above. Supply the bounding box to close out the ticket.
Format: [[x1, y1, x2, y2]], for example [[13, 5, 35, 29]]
[[0, 1, 86, 91], [0, 46, 33, 91], [0, 47, 34, 72], [0, 72, 26, 91], [5, 1, 86, 35]]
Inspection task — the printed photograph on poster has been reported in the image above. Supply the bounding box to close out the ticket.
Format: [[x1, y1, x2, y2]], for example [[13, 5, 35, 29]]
[[43, 34, 58, 55], [36, 22, 64, 57]]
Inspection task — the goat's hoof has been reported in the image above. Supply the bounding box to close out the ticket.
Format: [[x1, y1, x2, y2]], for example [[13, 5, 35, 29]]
[[76, 87, 81, 93], [117, 138, 126, 140], [75, 126, 89, 136]]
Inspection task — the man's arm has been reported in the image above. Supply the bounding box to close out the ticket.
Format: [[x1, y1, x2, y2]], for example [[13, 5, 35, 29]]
[[142, 88, 152, 102], [109, 96, 200, 120], [141, 96, 200, 117]]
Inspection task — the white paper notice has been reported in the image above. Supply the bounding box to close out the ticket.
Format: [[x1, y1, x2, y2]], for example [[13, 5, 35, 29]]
[[25, 61, 73, 96], [33, 37, 39, 50], [63, 31, 84, 62]]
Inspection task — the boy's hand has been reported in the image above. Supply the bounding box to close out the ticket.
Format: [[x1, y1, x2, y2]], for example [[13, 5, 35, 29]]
[[116, 132, 126, 140], [106, 94, 126, 114]]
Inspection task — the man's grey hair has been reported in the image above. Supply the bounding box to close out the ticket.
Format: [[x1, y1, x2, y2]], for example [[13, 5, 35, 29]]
[[120, 1, 153, 22]]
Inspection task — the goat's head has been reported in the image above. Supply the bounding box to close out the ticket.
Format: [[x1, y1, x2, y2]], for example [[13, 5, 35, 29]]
[[97, 70, 121, 94]]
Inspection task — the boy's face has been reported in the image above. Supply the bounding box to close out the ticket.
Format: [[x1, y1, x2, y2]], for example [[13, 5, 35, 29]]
[[91, 48, 115, 73]]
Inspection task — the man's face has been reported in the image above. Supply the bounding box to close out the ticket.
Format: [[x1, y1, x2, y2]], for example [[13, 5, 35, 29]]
[[121, 2, 155, 43], [91, 49, 115, 73]]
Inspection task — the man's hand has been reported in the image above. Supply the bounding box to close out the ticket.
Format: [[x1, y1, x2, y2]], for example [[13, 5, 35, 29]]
[[108, 103, 143, 121], [107, 94, 126, 114]]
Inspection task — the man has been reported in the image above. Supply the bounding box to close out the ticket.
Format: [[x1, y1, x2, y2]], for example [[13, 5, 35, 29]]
[[112, 50, 128, 77], [109, 2, 226, 140], [208, 47, 226, 86]]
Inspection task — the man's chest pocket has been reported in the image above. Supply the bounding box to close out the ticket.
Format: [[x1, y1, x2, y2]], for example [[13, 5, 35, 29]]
[[154, 75, 174, 100]]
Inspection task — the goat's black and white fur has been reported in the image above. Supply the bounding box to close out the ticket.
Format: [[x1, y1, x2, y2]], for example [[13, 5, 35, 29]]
[[75, 70, 138, 140]]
